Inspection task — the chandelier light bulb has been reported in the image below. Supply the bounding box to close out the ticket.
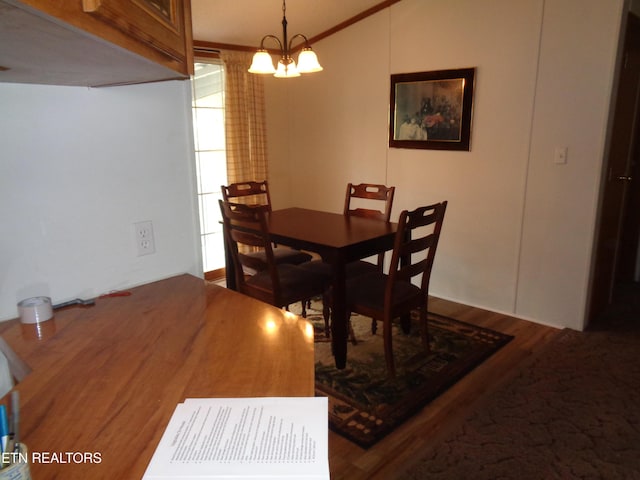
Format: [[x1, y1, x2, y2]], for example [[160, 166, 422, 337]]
[[274, 59, 300, 78], [248, 50, 276, 74], [297, 48, 323, 73]]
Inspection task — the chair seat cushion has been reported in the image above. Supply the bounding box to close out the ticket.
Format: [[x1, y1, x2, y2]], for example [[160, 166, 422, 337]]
[[346, 273, 422, 312], [299, 259, 379, 280], [246, 264, 327, 305], [242, 247, 312, 272], [345, 260, 380, 278]]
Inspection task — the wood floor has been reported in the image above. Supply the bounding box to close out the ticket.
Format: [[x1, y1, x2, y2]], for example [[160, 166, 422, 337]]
[[327, 296, 561, 480]]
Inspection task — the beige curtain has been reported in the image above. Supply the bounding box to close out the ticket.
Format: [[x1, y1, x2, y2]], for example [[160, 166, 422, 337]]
[[220, 50, 269, 184]]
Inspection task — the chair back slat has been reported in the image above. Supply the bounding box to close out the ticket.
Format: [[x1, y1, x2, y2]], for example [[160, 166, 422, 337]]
[[221, 180, 272, 210], [231, 229, 267, 249], [344, 183, 395, 222], [397, 258, 428, 282], [399, 234, 434, 256]]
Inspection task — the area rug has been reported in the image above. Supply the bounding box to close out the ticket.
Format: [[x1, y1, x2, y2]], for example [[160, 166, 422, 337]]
[[291, 301, 513, 448], [400, 323, 640, 479]]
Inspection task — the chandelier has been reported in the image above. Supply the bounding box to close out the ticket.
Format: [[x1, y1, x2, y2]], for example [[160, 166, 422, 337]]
[[248, 0, 323, 78]]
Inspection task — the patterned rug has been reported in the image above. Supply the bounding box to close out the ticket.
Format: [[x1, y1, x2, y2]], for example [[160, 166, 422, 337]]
[[292, 300, 513, 448]]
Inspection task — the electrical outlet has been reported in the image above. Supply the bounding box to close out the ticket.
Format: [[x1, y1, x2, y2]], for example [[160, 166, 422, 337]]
[[134, 221, 156, 256]]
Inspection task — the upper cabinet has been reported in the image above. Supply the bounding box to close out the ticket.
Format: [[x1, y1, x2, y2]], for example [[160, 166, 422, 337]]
[[80, 0, 193, 75], [0, 0, 193, 87]]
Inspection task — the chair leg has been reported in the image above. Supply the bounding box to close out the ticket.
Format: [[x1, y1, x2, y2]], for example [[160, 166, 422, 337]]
[[348, 314, 357, 345], [322, 291, 331, 337], [371, 318, 377, 334], [300, 300, 307, 318], [420, 307, 430, 352], [400, 313, 411, 334], [324, 299, 357, 343], [383, 316, 395, 377]]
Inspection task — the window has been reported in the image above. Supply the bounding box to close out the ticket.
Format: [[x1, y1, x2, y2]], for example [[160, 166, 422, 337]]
[[192, 61, 227, 275]]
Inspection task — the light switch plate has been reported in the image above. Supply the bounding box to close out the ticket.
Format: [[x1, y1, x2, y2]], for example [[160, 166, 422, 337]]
[[554, 146, 568, 164]]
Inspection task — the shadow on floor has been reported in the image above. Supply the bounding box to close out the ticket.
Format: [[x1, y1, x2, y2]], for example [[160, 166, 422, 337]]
[[590, 281, 640, 331]]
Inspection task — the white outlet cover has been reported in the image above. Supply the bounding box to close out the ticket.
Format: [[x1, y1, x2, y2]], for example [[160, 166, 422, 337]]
[[134, 220, 156, 256]]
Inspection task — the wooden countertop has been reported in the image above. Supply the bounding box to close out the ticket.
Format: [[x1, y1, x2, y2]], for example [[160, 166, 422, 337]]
[[0, 274, 315, 479]]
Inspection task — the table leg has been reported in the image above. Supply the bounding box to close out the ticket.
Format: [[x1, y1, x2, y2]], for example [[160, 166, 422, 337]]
[[330, 254, 348, 369]]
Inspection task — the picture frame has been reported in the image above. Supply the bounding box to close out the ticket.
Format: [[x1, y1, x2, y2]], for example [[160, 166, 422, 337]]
[[389, 67, 475, 151], [137, 0, 174, 24]]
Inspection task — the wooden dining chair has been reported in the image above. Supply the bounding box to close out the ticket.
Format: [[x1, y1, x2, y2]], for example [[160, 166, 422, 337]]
[[346, 201, 448, 377], [301, 183, 396, 338], [344, 182, 395, 220], [221, 180, 273, 209], [343, 182, 396, 275], [221, 180, 312, 272], [219, 200, 328, 313]]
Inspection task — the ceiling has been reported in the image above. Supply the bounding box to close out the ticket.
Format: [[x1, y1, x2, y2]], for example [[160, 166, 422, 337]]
[[191, 0, 388, 48]]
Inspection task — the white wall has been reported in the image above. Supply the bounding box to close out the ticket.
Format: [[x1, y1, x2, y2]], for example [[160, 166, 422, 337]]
[[0, 81, 202, 321], [265, 0, 625, 330], [516, 0, 623, 326]]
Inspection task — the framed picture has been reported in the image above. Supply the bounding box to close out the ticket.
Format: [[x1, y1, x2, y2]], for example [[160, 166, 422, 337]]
[[137, 0, 174, 24], [389, 68, 475, 151]]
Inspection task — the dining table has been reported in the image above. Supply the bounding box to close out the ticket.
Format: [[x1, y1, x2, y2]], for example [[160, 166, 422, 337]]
[[0, 274, 315, 479], [224, 207, 398, 370]]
